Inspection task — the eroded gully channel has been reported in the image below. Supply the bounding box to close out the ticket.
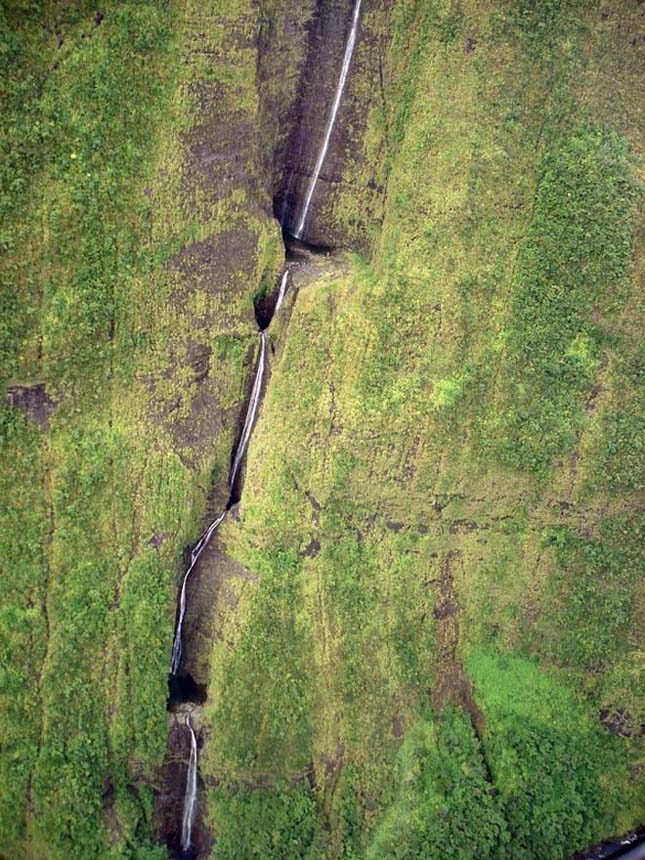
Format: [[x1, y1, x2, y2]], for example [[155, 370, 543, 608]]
[[157, 0, 643, 856], [161, 3, 363, 858]]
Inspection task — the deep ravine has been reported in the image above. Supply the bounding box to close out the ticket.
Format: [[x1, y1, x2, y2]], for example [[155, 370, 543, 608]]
[[163, 2, 365, 854]]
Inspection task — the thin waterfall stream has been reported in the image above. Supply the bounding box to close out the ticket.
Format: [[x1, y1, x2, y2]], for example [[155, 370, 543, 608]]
[[228, 330, 267, 495], [294, 0, 362, 239], [181, 716, 198, 855], [169, 510, 226, 675], [169, 292, 284, 683], [167, 4, 365, 853], [167, 266, 291, 858], [274, 269, 290, 313]]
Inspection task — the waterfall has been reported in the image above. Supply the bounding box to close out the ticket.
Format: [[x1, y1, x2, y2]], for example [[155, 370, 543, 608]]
[[170, 510, 226, 675], [294, 0, 362, 239], [274, 270, 290, 313], [181, 716, 198, 854], [229, 331, 267, 492]]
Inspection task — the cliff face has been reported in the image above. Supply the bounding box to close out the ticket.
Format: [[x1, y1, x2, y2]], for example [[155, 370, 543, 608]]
[[0, 1, 643, 860], [274, 0, 391, 249]]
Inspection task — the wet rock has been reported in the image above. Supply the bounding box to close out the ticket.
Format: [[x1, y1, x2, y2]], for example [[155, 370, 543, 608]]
[[275, 0, 392, 250], [154, 714, 213, 860], [186, 343, 212, 385]]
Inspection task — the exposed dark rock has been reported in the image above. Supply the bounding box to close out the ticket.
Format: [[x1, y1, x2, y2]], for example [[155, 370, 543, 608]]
[[431, 550, 486, 737], [599, 707, 641, 738], [574, 828, 645, 859], [148, 530, 171, 549], [274, 0, 391, 249], [385, 519, 405, 532], [301, 537, 321, 558], [168, 674, 207, 708], [392, 714, 404, 738], [4, 383, 56, 428], [154, 714, 213, 860]]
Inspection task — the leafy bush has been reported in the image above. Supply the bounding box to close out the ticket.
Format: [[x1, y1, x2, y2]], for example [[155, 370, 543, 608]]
[[366, 709, 507, 860], [467, 652, 638, 859], [209, 782, 322, 860]]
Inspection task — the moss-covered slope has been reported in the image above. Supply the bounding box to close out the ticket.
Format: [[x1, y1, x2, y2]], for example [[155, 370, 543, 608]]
[[200, 2, 644, 859], [0, 1, 643, 859]]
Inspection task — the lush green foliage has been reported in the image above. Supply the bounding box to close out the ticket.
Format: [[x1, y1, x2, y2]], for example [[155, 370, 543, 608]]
[[208, 782, 322, 860], [467, 653, 638, 860], [0, 408, 48, 857], [366, 710, 507, 860], [205, 0, 643, 856], [488, 128, 640, 473]]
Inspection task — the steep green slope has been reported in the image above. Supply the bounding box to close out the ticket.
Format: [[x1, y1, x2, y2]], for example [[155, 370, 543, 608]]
[[1, 1, 284, 857], [0, 0, 642, 859], [201, 1, 644, 858]]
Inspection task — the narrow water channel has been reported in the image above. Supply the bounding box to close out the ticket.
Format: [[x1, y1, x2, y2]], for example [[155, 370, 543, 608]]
[[165, 3, 365, 854]]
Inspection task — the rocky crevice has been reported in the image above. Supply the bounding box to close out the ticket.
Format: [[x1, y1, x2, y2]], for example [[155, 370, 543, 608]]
[[431, 550, 486, 737], [152, 1, 397, 855]]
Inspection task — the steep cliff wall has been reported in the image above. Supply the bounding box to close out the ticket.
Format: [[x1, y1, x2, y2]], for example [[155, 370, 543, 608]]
[[0, 1, 643, 859], [275, 0, 391, 249]]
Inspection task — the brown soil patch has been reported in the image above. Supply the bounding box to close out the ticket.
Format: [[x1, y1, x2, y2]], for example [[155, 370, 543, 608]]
[[431, 550, 485, 736]]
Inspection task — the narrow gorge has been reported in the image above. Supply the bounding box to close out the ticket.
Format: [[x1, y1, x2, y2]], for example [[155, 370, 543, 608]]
[[161, 3, 368, 855]]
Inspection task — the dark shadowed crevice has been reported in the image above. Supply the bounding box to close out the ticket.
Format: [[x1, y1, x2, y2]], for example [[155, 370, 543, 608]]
[[283, 227, 335, 257], [575, 829, 645, 860], [167, 674, 207, 709], [253, 292, 274, 331]]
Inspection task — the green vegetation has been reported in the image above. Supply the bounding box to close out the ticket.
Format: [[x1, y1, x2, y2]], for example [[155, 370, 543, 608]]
[[488, 128, 640, 474], [0, 0, 642, 858], [467, 653, 639, 859], [203, 0, 643, 857], [366, 709, 507, 860], [208, 782, 322, 860]]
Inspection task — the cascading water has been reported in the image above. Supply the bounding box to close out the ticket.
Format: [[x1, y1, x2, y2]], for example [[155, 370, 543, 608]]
[[181, 716, 198, 855], [170, 511, 226, 675], [229, 331, 267, 493], [166, 4, 364, 843], [294, 0, 362, 239], [169, 326, 271, 677], [274, 269, 290, 313]]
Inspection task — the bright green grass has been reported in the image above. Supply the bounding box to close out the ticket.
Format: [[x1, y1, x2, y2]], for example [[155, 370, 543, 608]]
[[467, 652, 642, 860]]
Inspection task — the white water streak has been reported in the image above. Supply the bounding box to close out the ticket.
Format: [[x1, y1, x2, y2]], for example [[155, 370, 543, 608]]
[[274, 270, 290, 313], [294, 0, 362, 238], [170, 510, 226, 675], [229, 332, 266, 491], [181, 716, 198, 852]]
